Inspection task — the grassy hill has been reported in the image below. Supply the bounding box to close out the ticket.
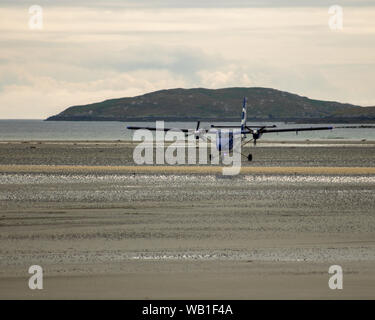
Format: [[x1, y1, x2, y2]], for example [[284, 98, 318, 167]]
[[46, 87, 375, 123]]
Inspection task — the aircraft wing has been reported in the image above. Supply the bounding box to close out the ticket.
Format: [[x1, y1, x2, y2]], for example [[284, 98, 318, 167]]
[[211, 125, 241, 128], [261, 126, 333, 133], [211, 125, 277, 129], [127, 126, 190, 133]]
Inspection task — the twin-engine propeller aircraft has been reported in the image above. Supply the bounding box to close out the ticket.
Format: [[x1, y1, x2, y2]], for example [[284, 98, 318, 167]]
[[127, 97, 333, 161]]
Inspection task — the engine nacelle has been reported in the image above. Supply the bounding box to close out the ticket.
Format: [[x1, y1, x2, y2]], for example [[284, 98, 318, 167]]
[[252, 130, 262, 140], [193, 129, 206, 139]]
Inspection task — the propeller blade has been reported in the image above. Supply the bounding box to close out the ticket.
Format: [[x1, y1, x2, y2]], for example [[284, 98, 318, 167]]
[[196, 121, 200, 131], [186, 132, 200, 139]]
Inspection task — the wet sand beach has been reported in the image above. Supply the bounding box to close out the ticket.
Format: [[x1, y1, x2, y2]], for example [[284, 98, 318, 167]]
[[1, 140, 375, 167], [0, 141, 374, 299]]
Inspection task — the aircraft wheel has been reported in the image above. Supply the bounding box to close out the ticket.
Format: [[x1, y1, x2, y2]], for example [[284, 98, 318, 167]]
[[247, 154, 252, 161]]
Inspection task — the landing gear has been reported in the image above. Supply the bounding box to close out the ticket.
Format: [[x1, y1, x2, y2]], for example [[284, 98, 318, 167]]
[[247, 154, 252, 161]]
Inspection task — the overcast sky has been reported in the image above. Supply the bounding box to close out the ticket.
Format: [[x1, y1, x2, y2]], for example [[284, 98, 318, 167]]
[[0, 0, 374, 118]]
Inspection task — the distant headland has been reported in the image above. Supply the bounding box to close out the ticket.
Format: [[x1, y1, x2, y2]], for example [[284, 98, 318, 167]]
[[46, 87, 375, 123]]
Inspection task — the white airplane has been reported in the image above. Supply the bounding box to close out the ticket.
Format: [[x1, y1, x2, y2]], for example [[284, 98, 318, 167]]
[[127, 97, 333, 161]]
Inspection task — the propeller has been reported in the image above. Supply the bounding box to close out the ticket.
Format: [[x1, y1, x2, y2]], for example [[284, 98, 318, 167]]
[[187, 121, 204, 140], [251, 129, 261, 146]]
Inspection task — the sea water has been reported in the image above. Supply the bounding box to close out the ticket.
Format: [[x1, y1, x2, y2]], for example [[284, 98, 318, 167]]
[[0, 120, 374, 141]]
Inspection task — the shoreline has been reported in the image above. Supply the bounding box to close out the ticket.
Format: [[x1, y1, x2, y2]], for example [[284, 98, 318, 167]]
[[0, 139, 374, 144], [1, 164, 375, 175]]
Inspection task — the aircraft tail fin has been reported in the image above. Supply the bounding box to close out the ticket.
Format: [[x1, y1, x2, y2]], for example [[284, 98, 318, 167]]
[[240, 97, 247, 135]]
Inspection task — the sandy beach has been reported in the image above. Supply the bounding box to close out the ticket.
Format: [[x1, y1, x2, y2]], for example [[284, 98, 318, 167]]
[[0, 141, 374, 299]]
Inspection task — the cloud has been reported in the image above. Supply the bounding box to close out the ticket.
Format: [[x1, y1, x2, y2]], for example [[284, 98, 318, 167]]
[[2, 1, 375, 8], [0, 4, 375, 118], [0, 69, 189, 119]]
